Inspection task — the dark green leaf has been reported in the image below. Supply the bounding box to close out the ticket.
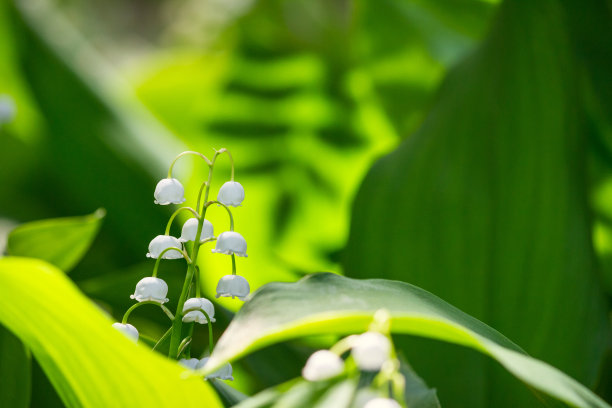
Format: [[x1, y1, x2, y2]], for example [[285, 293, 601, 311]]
[[343, 0, 611, 406], [211, 379, 249, 407], [0, 324, 30, 408]]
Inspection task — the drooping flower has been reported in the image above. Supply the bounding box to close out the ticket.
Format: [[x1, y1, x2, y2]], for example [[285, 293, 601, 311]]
[[147, 235, 183, 259], [211, 231, 247, 257], [363, 398, 402, 408], [302, 350, 344, 381], [217, 181, 245, 207], [178, 358, 200, 370], [215, 275, 250, 301], [154, 178, 186, 205], [130, 277, 169, 303], [112, 323, 139, 343], [351, 332, 391, 371], [0, 95, 16, 124], [179, 218, 214, 243], [182, 297, 216, 323], [198, 357, 234, 381]]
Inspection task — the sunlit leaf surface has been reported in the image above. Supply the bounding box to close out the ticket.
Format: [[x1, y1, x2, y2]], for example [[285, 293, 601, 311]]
[[0, 257, 221, 408]]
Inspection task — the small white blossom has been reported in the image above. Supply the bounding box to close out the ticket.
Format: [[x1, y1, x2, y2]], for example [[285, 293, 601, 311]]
[[0, 95, 16, 124], [179, 218, 214, 243], [130, 277, 169, 303], [147, 235, 183, 259], [217, 181, 245, 207], [302, 350, 344, 381], [363, 398, 401, 408], [215, 275, 250, 301], [154, 178, 186, 205], [351, 332, 391, 371], [211, 231, 247, 257], [198, 357, 234, 380], [178, 358, 200, 370], [182, 297, 216, 323], [112, 323, 139, 343]]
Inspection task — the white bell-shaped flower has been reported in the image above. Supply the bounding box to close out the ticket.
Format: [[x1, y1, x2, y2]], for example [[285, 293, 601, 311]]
[[130, 277, 169, 304], [112, 323, 138, 343], [154, 178, 186, 205], [302, 350, 344, 381], [147, 235, 183, 259], [198, 357, 234, 380], [178, 358, 200, 370], [217, 181, 245, 207], [211, 231, 247, 257], [0, 95, 16, 124], [363, 398, 401, 408], [215, 275, 250, 301], [351, 332, 391, 371], [182, 297, 216, 323], [179, 218, 214, 243]]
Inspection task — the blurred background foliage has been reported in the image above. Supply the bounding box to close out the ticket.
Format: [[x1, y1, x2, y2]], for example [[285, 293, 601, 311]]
[[0, 0, 611, 406]]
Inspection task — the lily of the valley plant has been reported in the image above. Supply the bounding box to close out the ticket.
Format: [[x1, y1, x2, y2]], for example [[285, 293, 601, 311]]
[[112, 149, 248, 380]]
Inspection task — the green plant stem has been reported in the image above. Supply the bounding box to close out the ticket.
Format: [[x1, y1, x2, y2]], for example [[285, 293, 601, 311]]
[[122, 301, 173, 324], [152, 327, 172, 351], [168, 155, 221, 358], [231, 254, 236, 275]]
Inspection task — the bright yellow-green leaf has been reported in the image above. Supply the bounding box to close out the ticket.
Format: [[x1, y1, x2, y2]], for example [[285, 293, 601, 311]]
[[7, 209, 105, 273], [0, 257, 222, 408], [205, 273, 610, 408]]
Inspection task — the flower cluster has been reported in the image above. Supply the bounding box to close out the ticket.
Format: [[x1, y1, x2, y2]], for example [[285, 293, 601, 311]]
[[301, 311, 404, 408], [112, 149, 250, 381]]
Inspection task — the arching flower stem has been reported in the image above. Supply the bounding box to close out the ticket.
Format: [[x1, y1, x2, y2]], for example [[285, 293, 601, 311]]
[[231, 254, 237, 276], [165, 207, 200, 235], [205, 200, 235, 231], [168, 151, 212, 178], [152, 247, 190, 277], [122, 301, 175, 324], [183, 307, 215, 355]]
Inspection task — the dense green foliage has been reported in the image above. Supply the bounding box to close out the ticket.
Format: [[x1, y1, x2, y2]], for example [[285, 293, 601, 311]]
[[0, 0, 611, 407]]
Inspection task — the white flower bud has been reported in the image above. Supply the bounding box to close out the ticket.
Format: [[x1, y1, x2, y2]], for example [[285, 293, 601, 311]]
[[351, 332, 391, 371], [112, 323, 138, 343], [147, 235, 183, 259], [182, 297, 216, 324], [130, 277, 169, 304], [0, 95, 16, 124], [363, 398, 401, 408], [178, 358, 200, 370], [154, 178, 186, 205], [198, 357, 234, 380], [302, 350, 344, 381], [215, 275, 250, 301], [179, 218, 214, 243], [217, 181, 245, 207], [211, 231, 247, 257]]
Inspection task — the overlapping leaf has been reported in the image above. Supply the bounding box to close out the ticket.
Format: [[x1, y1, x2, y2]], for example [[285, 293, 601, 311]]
[[204, 273, 609, 408]]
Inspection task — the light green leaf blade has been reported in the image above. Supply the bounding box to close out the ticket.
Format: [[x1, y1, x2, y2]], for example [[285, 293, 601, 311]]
[[205, 273, 610, 408], [0, 324, 30, 408], [0, 257, 221, 408], [7, 209, 105, 272]]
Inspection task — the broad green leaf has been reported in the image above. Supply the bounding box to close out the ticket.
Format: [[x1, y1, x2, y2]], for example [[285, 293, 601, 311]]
[[7, 209, 105, 272], [204, 273, 610, 408], [0, 324, 30, 408], [343, 0, 611, 406], [0, 257, 221, 408]]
